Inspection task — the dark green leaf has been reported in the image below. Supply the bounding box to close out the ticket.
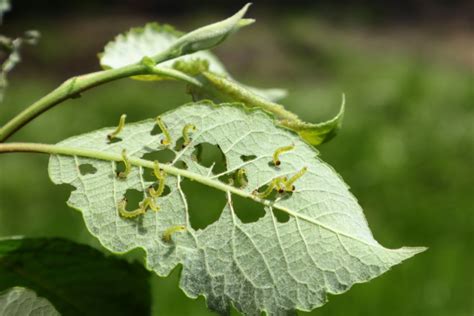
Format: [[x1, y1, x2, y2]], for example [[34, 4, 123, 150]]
[[0, 237, 151, 316]]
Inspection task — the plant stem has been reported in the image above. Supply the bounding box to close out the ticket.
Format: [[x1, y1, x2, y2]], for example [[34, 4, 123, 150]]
[[0, 61, 204, 143], [149, 67, 203, 87], [0, 64, 145, 142]]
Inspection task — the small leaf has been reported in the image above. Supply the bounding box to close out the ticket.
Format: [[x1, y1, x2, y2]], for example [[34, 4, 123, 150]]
[[0, 237, 151, 316], [99, 5, 286, 102], [99, 23, 228, 79], [0, 287, 60, 316], [99, 4, 252, 72], [200, 71, 343, 145], [47, 102, 425, 315]]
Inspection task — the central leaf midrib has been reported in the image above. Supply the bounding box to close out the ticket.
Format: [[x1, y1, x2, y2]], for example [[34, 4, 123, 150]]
[[39, 143, 377, 248]]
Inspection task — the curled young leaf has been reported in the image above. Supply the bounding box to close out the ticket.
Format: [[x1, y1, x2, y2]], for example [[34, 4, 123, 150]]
[[46, 102, 425, 315], [170, 3, 252, 56], [201, 71, 345, 146], [281, 94, 346, 146]]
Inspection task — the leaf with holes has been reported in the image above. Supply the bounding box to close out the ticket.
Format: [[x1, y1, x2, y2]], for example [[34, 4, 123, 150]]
[[47, 101, 425, 315], [0, 287, 60, 316]]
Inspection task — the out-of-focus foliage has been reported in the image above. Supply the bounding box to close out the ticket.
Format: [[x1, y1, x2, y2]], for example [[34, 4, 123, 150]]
[[0, 237, 151, 315], [0, 0, 39, 103], [0, 0, 9, 24], [0, 12, 472, 316]]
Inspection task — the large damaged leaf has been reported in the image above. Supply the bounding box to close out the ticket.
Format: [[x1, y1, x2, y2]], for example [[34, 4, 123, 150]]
[[47, 102, 425, 315]]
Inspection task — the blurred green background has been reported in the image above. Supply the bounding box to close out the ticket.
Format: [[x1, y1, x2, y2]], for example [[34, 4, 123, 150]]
[[0, 1, 473, 315]]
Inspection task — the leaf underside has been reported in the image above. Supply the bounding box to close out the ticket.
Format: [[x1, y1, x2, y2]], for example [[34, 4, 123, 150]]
[[0, 287, 60, 316], [48, 102, 425, 315]]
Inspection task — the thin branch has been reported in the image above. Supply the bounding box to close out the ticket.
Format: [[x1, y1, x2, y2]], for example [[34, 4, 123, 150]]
[[0, 63, 202, 142]]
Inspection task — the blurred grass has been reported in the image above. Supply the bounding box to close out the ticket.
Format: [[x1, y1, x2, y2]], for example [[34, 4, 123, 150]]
[[1, 14, 473, 316]]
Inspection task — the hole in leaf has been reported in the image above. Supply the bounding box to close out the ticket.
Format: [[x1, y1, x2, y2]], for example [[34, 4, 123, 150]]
[[232, 194, 265, 223], [241, 154, 256, 162], [193, 143, 227, 174], [57, 183, 76, 194], [141, 167, 172, 197], [174, 160, 188, 170], [142, 168, 156, 182], [124, 189, 143, 209], [218, 169, 248, 188], [174, 137, 186, 151], [150, 124, 162, 136], [268, 161, 279, 168], [218, 173, 233, 185], [107, 137, 122, 144], [146, 183, 171, 197], [79, 163, 97, 175], [161, 186, 171, 197], [181, 178, 226, 230], [142, 149, 175, 164], [272, 208, 290, 223], [115, 161, 126, 177], [253, 184, 278, 200], [235, 169, 248, 188]]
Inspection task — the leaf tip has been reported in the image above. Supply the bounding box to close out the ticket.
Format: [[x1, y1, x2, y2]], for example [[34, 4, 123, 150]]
[[238, 18, 256, 28], [393, 246, 428, 262]]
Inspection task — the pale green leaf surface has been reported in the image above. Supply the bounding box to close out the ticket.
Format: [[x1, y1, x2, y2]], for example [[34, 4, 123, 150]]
[[48, 102, 425, 315], [99, 23, 228, 77], [0, 287, 60, 316]]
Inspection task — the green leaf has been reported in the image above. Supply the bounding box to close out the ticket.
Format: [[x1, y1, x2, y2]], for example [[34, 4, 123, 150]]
[[198, 71, 342, 146], [99, 23, 229, 80], [0, 237, 151, 316], [47, 102, 425, 315], [98, 5, 286, 102], [98, 3, 254, 74], [286, 94, 346, 146], [0, 287, 60, 316]]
